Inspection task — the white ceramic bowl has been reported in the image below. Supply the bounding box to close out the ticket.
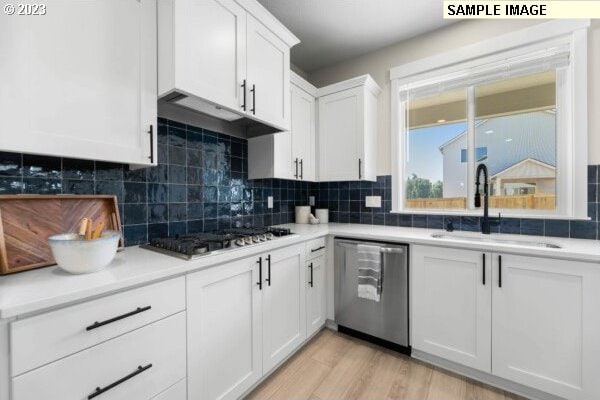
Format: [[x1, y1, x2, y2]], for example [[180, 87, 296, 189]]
[[48, 231, 121, 274]]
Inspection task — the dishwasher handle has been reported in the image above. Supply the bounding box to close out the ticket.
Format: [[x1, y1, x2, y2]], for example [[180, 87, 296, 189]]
[[336, 241, 405, 254]]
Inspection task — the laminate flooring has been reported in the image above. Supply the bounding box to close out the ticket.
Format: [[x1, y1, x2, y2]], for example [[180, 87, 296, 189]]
[[246, 329, 527, 400]]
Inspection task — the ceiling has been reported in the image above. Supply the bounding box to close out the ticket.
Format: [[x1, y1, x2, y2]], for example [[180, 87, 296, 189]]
[[257, 0, 456, 73]]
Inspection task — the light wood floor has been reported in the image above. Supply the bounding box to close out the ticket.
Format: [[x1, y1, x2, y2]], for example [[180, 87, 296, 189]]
[[246, 329, 526, 400]]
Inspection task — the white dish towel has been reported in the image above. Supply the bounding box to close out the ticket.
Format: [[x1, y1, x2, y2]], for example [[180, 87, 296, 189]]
[[357, 244, 382, 302]]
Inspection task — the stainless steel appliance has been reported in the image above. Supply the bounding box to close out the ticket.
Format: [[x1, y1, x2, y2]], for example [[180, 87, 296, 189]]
[[334, 238, 409, 353], [141, 227, 294, 260]]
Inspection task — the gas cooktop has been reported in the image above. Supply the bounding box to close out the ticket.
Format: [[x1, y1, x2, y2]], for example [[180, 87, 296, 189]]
[[140, 226, 295, 260]]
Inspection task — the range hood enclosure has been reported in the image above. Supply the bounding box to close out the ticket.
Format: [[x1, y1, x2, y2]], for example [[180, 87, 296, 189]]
[[158, 0, 300, 136]]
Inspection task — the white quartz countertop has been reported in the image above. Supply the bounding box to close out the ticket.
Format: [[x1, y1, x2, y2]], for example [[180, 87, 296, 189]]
[[1, 223, 598, 319]]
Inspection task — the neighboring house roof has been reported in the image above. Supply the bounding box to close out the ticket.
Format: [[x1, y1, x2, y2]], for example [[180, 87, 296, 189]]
[[438, 111, 556, 176], [490, 157, 556, 180]]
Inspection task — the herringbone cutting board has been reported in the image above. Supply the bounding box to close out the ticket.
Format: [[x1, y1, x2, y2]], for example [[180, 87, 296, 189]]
[[0, 195, 122, 275]]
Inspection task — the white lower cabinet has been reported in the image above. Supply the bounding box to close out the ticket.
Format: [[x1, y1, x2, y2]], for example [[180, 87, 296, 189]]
[[187, 243, 307, 399], [186, 257, 263, 400], [12, 312, 186, 400], [412, 246, 491, 372], [492, 254, 600, 400], [306, 255, 326, 338], [151, 379, 186, 400], [261, 245, 307, 372], [412, 245, 600, 400]]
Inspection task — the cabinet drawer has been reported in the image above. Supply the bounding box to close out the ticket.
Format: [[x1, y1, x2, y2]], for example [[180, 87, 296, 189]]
[[11, 277, 185, 376], [12, 312, 186, 400], [151, 379, 186, 400], [305, 237, 326, 260]]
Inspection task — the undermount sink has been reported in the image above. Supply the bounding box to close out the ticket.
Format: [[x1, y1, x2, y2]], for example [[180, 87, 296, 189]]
[[430, 233, 561, 249]]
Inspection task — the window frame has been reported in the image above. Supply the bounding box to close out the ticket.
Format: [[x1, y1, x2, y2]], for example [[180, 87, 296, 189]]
[[390, 20, 590, 219]]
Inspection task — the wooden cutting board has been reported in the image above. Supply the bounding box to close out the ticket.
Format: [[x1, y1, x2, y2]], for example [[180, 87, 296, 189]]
[[0, 195, 123, 275]]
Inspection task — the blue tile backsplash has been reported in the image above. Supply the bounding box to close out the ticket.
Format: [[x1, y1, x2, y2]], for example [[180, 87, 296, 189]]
[[0, 117, 598, 245], [310, 166, 600, 240]]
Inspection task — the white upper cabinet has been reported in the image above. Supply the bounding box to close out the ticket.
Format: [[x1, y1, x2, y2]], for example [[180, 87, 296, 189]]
[[158, 0, 246, 114], [412, 245, 492, 373], [247, 72, 316, 181], [317, 75, 380, 181], [158, 0, 299, 131], [0, 0, 157, 166], [492, 254, 600, 400], [290, 76, 317, 181]]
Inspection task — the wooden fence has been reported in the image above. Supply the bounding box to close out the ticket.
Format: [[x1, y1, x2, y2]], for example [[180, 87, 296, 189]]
[[406, 194, 556, 210]]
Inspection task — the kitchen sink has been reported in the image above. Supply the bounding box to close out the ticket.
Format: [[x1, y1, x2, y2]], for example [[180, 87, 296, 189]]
[[430, 233, 561, 249]]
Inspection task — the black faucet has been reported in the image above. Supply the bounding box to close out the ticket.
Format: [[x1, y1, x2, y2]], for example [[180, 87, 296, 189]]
[[474, 163, 501, 234]]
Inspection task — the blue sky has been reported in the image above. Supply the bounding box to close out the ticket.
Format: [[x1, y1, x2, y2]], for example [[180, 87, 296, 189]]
[[406, 121, 466, 182]]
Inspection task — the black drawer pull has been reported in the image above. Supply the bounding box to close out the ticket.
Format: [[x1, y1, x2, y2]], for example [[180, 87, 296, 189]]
[[241, 79, 247, 111], [257, 257, 263, 290], [498, 255, 502, 288], [482, 253, 486, 286], [148, 125, 154, 163], [311, 246, 325, 253], [266, 254, 271, 286], [250, 84, 256, 114], [309, 262, 314, 287], [88, 364, 152, 399], [86, 306, 152, 331]]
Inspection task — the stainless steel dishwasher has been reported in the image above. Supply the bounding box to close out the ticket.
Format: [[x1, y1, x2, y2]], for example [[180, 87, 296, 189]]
[[334, 238, 410, 354]]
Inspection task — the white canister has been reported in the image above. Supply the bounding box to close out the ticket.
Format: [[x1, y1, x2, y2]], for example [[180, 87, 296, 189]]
[[315, 209, 329, 224], [295, 206, 311, 224]]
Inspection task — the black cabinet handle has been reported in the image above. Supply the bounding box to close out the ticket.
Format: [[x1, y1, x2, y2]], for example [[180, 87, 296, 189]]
[[257, 257, 262, 290], [250, 84, 256, 114], [294, 158, 299, 179], [482, 253, 486, 285], [300, 159, 304, 180], [241, 80, 247, 111], [498, 255, 502, 288], [311, 246, 325, 253], [88, 364, 152, 399], [358, 158, 362, 180], [309, 262, 314, 287], [148, 125, 154, 163], [86, 306, 152, 331], [266, 254, 271, 286]]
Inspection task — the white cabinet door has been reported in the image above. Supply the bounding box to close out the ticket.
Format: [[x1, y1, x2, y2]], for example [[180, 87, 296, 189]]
[[166, 0, 246, 112], [291, 84, 316, 181], [412, 245, 492, 372], [0, 0, 157, 165], [187, 257, 263, 400], [306, 255, 326, 337], [246, 14, 290, 131], [262, 245, 306, 372], [318, 87, 363, 181], [492, 254, 600, 400]]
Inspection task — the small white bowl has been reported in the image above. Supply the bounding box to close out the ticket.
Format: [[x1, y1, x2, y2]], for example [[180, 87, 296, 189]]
[[48, 231, 121, 274]]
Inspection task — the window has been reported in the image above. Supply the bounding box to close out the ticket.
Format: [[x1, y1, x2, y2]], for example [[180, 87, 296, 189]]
[[391, 21, 589, 218]]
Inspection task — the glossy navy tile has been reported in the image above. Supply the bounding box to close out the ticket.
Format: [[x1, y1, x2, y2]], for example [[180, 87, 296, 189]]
[[124, 224, 147, 246], [63, 159, 94, 180], [570, 220, 597, 240], [148, 223, 168, 240], [23, 178, 61, 194], [124, 182, 147, 203], [499, 218, 521, 234], [149, 204, 168, 223], [169, 146, 187, 166], [521, 218, 544, 236], [168, 165, 187, 184], [148, 183, 168, 204], [168, 184, 186, 203], [0, 152, 21, 177], [545, 219, 569, 238], [95, 180, 124, 202], [95, 162, 123, 181], [63, 179, 94, 195], [187, 219, 204, 234], [23, 155, 61, 178], [169, 203, 187, 222], [413, 215, 427, 228], [0, 177, 23, 194], [124, 203, 147, 225]]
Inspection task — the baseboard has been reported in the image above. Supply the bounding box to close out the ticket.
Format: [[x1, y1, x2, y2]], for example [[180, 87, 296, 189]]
[[412, 349, 565, 400]]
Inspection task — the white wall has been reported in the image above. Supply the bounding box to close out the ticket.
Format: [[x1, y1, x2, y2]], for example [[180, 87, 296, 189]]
[[308, 20, 600, 175]]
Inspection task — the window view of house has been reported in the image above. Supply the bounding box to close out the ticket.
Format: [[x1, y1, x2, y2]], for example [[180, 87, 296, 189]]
[[405, 88, 468, 209], [475, 71, 556, 210], [405, 70, 556, 211]]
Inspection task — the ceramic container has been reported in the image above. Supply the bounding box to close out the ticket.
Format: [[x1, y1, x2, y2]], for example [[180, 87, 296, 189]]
[[48, 231, 121, 274], [315, 209, 329, 224], [295, 206, 311, 224]]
